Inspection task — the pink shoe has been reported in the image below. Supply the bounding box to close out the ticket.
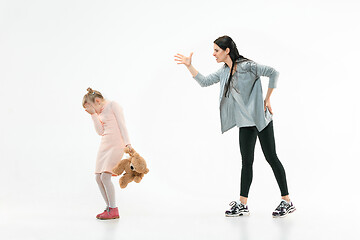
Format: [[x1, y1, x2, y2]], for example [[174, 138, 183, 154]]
[[96, 207, 109, 219], [98, 207, 119, 220]]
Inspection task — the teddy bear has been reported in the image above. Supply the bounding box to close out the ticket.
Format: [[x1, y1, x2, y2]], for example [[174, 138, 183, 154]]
[[112, 147, 149, 188]]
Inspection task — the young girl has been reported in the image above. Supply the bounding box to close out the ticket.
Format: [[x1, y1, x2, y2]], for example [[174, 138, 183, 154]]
[[175, 36, 296, 218], [83, 87, 132, 220]]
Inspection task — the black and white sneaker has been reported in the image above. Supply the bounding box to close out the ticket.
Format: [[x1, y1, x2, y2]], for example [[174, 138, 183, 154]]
[[225, 201, 250, 217], [272, 200, 296, 218]]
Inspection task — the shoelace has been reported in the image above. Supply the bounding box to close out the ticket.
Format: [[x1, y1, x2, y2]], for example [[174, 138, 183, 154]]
[[229, 201, 245, 211], [275, 201, 288, 211], [229, 201, 239, 210]]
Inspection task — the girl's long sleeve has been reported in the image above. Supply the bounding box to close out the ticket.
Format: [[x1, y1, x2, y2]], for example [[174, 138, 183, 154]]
[[192, 67, 223, 87], [91, 114, 105, 136], [247, 61, 279, 88], [111, 102, 131, 146]]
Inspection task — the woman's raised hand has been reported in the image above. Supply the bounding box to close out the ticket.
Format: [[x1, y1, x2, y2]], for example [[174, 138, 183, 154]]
[[84, 103, 96, 115], [174, 52, 193, 67]]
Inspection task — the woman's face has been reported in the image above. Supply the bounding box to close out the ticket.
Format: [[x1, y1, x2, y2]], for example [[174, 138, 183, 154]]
[[213, 44, 229, 63]]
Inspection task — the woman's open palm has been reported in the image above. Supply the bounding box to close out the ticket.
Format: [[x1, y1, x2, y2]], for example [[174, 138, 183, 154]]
[[174, 52, 193, 67]]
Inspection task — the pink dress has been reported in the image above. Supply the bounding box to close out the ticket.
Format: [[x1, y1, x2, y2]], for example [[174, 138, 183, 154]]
[[91, 101, 130, 176]]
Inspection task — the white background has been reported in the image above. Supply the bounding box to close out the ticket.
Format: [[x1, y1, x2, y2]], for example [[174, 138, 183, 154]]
[[1, 0, 359, 239]]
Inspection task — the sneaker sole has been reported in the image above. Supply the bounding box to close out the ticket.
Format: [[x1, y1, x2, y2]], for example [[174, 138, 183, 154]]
[[272, 207, 296, 218], [98, 216, 120, 220], [225, 212, 250, 217]]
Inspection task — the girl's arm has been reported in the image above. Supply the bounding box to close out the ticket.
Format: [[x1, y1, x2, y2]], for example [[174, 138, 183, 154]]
[[85, 103, 104, 135], [91, 114, 105, 136], [111, 102, 131, 146], [175, 52, 221, 87]]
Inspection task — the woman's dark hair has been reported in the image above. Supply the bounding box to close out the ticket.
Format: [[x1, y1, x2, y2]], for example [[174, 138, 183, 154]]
[[214, 35, 249, 97]]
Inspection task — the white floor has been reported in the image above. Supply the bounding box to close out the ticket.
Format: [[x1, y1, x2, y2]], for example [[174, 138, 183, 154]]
[[2, 205, 359, 240]]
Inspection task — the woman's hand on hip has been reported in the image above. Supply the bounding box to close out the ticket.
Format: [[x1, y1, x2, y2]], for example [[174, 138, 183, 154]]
[[84, 103, 96, 115], [264, 99, 273, 114], [174, 52, 193, 67]]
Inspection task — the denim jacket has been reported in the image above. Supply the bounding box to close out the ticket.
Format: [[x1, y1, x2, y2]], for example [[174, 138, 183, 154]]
[[193, 59, 279, 133]]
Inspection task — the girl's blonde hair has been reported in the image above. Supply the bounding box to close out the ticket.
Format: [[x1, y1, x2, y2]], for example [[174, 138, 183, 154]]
[[82, 87, 104, 108]]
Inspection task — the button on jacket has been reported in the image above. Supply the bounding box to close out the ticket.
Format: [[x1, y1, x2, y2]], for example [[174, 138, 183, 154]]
[[193, 59, 279, 133]]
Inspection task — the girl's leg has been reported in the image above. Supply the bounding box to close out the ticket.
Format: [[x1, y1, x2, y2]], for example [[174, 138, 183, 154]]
[[257, 121, 289, 197], [95, 173, 109, 206], [100, 172, 116, 208], [239, 126, 258, 203]]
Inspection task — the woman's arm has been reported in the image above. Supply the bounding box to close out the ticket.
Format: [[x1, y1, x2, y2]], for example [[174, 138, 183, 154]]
[[111, 102, 131, 146], [247, 61, 279, 89], [264, 88, 274, 114], [246, 61, 279, 114], [186, 64, 199, 77], [174, 52, 221, 87], [192, 67, 222, 87], [265, 88, 274, 101]]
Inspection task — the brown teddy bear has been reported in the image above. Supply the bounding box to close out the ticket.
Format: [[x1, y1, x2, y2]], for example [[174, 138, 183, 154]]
[[112, 147, 149, 188]]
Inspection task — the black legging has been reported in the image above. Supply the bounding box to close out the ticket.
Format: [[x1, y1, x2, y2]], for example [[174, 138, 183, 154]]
[[239, 121, 289, 197]]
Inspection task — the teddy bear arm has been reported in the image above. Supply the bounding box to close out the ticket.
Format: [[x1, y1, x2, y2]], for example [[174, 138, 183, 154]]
[[112, 159, 130, 175]]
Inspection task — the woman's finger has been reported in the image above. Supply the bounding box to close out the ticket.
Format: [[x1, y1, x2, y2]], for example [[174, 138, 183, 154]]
[[175, 60, 185, 64]]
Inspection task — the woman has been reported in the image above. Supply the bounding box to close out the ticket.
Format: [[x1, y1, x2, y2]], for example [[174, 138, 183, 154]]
[[174, 36, 295, 218]]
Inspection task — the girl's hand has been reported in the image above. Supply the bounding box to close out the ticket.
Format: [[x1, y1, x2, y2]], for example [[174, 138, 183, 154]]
[[126, 144, 133, 153], [84, 103, 95, 115], [174, 52, 193, 67], [264, 99, 273, 114]]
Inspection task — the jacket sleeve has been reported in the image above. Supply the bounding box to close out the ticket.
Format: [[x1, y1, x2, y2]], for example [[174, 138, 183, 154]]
[[111, 102, 131, 146], [246, 61, 279, 88], [192, 67, 222, 87], [91, 114, 105, 136]]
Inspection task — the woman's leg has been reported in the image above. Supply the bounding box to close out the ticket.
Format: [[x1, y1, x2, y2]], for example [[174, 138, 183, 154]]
[[95, 173, 109, 206], [257, 121, 289, 197], [100, 172, 116, 208], [239, 126, 258, 203]]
